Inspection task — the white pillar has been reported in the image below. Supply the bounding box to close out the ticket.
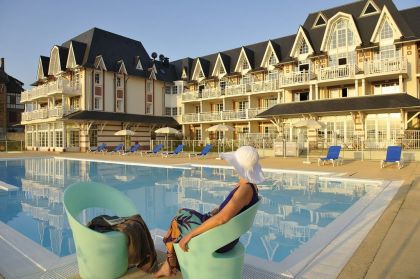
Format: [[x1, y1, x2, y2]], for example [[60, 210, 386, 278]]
[[355, 79, 359, 96], [309, 85, 313, 100], [315, 84, 319, 100]]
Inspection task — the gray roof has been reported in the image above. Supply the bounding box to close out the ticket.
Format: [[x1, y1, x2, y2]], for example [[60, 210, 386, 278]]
[[172, 0, 420, 81], [64, 110, 179, 126], [257, 93, 420, 118], [40, 56, 50, 76]]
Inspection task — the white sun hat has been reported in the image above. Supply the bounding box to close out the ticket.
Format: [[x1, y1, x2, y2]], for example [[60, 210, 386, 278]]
[[221, 146, 265, 184]]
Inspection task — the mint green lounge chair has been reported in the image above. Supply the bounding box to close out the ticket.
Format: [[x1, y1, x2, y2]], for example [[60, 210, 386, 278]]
[[63, 182, 138, 279], [173, 199, 260, 279]]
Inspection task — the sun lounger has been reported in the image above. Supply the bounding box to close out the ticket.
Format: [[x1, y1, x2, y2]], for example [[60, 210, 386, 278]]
[[141, 144, 163, 156], [88, 143, 106, 152], [161, 144, 184, 157], [188, 144, 212, 158], [123, 143, 141, 155], [110, 143, 124, 154], [174, 198, 260, 279], [318, 145, 342, 166], [381, 146, 403, 169]]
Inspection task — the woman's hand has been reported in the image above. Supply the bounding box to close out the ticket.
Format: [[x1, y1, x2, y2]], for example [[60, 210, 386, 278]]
[[179, 233, 193, 252]]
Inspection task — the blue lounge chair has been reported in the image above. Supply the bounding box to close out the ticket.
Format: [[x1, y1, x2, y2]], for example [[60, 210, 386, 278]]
[[110, 143, 124, 154], [88, 143, 106, 153], [162, 144, 184, 157], [318, 145, 342, 166], [142, 144, 163, 156], [381, 146, 403, 169], [189, 144, 212, 158], [123, 143, 141, 155]]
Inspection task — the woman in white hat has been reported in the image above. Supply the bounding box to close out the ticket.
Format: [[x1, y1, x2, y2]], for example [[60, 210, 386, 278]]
[[154, 146, 264, 278]]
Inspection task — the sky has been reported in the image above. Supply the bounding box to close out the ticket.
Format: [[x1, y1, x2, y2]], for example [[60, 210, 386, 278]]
[[0, 0, 419, 89]]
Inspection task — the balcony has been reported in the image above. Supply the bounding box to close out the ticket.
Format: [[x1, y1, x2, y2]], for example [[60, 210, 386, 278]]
[[364, 57, 408, 79], [22, 106, 79, 122], [280, 71, 315, 89], [251, 80, 279, 94], [21, 79, 81, 103], [181, 89, 199, 102], [181, 107, 268, 123], [318, 64, 359, 84]]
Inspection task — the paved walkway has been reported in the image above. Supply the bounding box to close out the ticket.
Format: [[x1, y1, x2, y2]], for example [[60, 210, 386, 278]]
[[0, 151, 419, 278]]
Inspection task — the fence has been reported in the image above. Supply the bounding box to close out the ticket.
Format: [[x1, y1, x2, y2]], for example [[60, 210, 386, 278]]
[[0, 140, 25, 152]]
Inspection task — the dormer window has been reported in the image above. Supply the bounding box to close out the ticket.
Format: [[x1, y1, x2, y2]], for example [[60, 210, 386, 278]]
[[181, 69, 187, 79], [328, 18, 355, 50], [299, 39, 309, 55], [242, 58, 249, 70], [361, 0, 380, 17], [116, 77, 122, 88], [313, 13, 327, 28], [95, 72, 101, 84], [198, 70, 204, 78], [380, 21, 393, 41], [219, 66, 225, 75], [268, 52, 277, 66]]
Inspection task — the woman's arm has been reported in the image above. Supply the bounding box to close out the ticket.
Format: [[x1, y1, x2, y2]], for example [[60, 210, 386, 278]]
[[178, 184, 253, 252]]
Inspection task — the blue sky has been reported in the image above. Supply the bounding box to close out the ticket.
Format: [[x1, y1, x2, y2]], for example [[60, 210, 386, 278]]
[[0, 0, 418, 88]]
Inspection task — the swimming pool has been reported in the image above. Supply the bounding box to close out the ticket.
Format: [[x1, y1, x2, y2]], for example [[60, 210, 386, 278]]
[[0, 157, 385, 276]]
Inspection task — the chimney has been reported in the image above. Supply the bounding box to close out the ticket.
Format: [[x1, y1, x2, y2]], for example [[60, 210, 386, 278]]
[[0, 58, 4, 70]]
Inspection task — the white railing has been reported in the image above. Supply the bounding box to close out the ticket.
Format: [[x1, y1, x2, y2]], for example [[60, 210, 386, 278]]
[[318, 64, 358, 81], [364, 57, 408, 76], [22, 106, 79, 122], [201, 88, 222, 99], [21, 78, 81, 103], [181, 90, 199, 101], [181, 107, 268, 123], [280, 71, 315, 86]]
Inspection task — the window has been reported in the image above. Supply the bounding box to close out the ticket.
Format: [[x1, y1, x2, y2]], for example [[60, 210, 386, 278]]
[[314, 14, 326, 28], [238, 101, 248, 111], [195, 105, 201, 113], [165, 107, 172, 116], [268, 71, 278, 81], [361, 1, 379, 16], [94, 72, 101, 84], [295, 92, 309, 102], [241, 75, 251, 84], [146, 103, 152, 114], [27, 133, 33, 147], [328, 19, 355, 50], [216, 103, 224, 112], [146, 80, 152, 93], [94, 97, 102, 110], [241, 57, 249, 70], [116, 77, 122, 88], [219, 65, 225, 75], [198, 70, 204, 78], [195, 128, 202, 140], [165, 86, 171, 94], [172, 86, 178, 94], [268, 52, 277, 66], [380, 45, 396, 59], [380, 21, 393, 41], [89, 128, 97, 148], [55, 131, 63, 147], [220, 80, 226, 92], [70, 97, 80, 110], [172, 107, 177, 116], [374, 82, 399, 95], [262, 98, 277, 108], [299, 39, 309, 55], [116, 99, 124, 112], [69, 130, 80, 147]]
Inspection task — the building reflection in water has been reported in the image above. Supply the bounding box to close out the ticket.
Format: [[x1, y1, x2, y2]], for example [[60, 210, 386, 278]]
[[0, 158, 376, 262]]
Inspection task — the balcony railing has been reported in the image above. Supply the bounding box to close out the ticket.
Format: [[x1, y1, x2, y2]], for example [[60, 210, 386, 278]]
[[21, 79, 81, 103], [280, 71, 315, 87], [181, 90, 199, 101], [181, 107, 268, 123], [318, 64, 359, 81], [364, 57, 408, 76], [22, 106, 79, 122]]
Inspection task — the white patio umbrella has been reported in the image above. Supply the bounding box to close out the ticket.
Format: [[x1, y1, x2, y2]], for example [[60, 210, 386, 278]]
[[114, 130, 136, 150], [293, 119, 326, 164], [206, 124, 234, 154], [155, 127, 180, 151]]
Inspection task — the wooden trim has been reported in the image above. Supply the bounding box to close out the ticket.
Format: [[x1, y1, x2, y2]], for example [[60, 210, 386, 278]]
[[102, 70, 105, 111]]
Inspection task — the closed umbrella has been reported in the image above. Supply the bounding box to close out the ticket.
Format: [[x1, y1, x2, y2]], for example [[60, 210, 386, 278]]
[[206, 124, 234, 154], [155, 127, 180, 151], [293, 119, 326, 164], [114, 130, 136, 150]]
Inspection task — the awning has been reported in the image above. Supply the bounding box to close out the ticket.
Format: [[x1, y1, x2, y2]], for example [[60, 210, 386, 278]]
[[63, 110, 179, 126], [257, 93, 420, 118]]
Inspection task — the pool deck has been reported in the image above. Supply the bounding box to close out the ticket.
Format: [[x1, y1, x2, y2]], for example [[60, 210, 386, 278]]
[[1, 151, 419, 279]]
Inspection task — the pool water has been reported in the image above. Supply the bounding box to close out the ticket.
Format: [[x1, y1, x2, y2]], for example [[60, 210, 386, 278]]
[[0, 158, 379, 264]]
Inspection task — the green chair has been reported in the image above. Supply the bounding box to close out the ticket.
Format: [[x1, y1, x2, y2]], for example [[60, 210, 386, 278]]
[[173, 199, 260, 279], [63, 182, 138, 279]]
